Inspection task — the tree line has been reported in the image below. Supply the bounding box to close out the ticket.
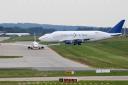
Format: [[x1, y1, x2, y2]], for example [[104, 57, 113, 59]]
[[0, 26, 127, 36]]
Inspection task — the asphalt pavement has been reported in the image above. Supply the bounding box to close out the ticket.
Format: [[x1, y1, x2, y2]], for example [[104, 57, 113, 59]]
[[0, 42, 89, 70]]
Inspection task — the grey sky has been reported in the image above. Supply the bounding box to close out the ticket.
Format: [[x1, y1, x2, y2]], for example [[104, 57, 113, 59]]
[[0, 0, 127, 27]]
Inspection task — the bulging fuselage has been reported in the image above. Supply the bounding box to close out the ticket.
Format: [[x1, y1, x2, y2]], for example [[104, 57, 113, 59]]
[[38, 20, 124, 45], [39, 31, 117, 43]]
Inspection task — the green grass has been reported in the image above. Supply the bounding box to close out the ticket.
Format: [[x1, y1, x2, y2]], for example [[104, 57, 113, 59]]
[[0, 56, 22, 58], [0, 69, 128, 77], [0, 69, 67, 78], [1, 36, 56, 45], [0, 81, 127, 85], [50, 36, 128, 68], [2, 36, 39, 42]]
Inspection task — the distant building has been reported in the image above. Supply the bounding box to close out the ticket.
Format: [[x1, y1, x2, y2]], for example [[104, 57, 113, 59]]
[[5, 33, 30, 36]]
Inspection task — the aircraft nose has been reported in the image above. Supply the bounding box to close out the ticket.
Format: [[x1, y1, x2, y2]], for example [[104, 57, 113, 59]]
[[38, 36, 43, 41], [38, 36, 48, 41], [38, 34, 52, 42]]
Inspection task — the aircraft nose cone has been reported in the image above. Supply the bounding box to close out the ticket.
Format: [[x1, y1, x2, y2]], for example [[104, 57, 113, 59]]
[[38, 34, 52, 42], [39, 36, 46, 41], [38, 37, 42, 41]]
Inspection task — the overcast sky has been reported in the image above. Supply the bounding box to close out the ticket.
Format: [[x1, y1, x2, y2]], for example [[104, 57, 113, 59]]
[[0, 0, 127, 27]]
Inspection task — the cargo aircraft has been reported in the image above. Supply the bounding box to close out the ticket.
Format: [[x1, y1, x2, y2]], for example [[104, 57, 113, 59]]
[[39, 20, 125, 45]]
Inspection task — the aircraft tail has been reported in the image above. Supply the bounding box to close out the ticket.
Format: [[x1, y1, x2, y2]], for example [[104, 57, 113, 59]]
[[108, 20, 125, 33]]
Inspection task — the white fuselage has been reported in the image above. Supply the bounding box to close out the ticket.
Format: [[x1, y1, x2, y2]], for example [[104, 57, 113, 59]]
[[28, 41, 44, 50], [39, 31, 119, 43], [32, 41, 39, 48]]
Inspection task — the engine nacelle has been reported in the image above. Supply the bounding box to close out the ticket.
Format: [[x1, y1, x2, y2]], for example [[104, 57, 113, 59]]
[[64, 39, 84, 45], [73, 39, 83, 45], [75, 39, 83, 43], [64, 40, 73, 44]]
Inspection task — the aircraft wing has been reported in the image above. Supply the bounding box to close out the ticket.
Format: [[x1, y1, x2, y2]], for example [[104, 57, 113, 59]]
[[46, 43, 60, 46]]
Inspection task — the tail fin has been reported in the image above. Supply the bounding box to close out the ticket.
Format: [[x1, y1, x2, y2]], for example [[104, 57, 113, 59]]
[[108, 20, 125, 33]]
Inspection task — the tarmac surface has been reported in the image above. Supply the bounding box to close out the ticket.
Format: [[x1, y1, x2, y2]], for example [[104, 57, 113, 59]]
[[0, 76, 128, 81], [0, 42, 89, 70]]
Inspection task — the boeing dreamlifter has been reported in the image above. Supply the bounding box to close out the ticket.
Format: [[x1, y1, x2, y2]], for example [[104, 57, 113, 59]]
[[39, 20, 125, 45]]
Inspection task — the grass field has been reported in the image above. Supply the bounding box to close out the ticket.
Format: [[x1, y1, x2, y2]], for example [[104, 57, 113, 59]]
[[0, 69, 128, 77], [0, 56, 22, 58], [1, 36, 39, 42], [0, 81, 127, 85], [50, 36, 128, 68]]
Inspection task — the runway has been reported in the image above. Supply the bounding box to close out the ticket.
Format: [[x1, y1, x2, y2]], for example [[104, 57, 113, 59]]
[[0, 42, 89, 70], [0, 76, 128, 81]]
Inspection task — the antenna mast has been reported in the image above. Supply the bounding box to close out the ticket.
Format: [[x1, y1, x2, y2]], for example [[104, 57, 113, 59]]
[[34, 33, 36, 41]]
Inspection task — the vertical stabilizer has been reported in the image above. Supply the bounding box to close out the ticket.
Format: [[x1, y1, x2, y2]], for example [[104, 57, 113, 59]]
[[108, 20, 125, 33]]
